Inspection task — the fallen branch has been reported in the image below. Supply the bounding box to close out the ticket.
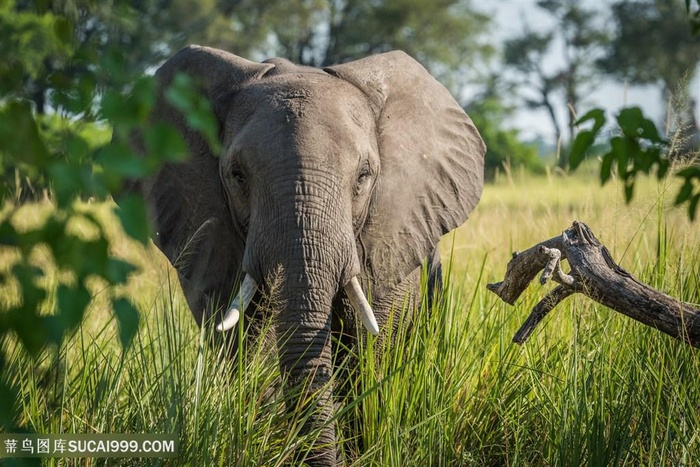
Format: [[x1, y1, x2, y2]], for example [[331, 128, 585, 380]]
[[487, 221, 700, 348]]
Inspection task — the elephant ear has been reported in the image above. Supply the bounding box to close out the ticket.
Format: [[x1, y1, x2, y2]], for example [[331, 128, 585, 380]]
[[136, 45, 273, 324], [325, 51, 485, 296]]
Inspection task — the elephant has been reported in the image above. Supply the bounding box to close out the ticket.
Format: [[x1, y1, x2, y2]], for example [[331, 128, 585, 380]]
[[132, 45, 485, 465]]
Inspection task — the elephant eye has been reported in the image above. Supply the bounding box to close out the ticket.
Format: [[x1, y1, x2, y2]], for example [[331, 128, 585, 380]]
[[354, 163, 372, 196], [230, 163, 246, 186], [358, 166, 370, 182]]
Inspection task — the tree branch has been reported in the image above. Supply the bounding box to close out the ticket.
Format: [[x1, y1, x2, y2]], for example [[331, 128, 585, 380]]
[[488, 221, 700, 348], [513, 285, 575, 344]]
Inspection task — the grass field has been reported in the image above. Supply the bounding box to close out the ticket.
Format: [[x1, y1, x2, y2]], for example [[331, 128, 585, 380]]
[[2, 171, 700, 466]]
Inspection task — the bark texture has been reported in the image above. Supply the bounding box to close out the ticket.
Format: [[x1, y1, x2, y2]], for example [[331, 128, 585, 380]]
[[487, 221, 700, 348]]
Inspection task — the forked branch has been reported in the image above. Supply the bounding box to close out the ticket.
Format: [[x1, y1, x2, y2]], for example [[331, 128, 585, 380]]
[[487, 221, 700, 348]]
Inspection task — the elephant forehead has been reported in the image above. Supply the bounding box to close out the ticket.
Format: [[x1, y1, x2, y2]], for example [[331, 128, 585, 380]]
[[241, 75, 374, 131], [229, 77, 377, 160]]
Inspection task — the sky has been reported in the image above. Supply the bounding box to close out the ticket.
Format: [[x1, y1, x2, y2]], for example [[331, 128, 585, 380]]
[[484, 0, 699, 144]]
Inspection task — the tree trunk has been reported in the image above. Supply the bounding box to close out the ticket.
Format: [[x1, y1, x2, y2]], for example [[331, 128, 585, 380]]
[[539, 85, 565, 169], [487, 221, 700, 347]]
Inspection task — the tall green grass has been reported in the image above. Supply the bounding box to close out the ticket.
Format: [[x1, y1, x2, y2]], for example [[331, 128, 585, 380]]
[[2, 172, 700, 465]]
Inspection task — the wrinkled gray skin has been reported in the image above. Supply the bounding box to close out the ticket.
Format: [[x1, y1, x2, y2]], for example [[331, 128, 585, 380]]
[[135, 45, 485, 466]]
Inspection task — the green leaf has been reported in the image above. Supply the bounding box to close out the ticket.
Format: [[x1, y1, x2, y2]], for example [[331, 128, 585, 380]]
[[676, 180, 693, 205], [635, 147, 662, 174], [8, 264, 50, 354], [6, 309, 52, 355], [600, 151, 614, 184], [0, 374, 19, 431], [689, 194, 700, 221], [574, 108, 606, 128], [623, 178, 635, 203], [0, 100, 49, 166], [638, 119, 664, 143], [0, 220, 18, 247], [105, 258, 138, 285], [53, 16, 73, 45], [114, 194, 150, 245], [676, 167, 700, 178], [164, 73, 221, 153], [611, 138, 629, 176], [143, 122, 189, 163], [112, 297, 140, 349], [163, 73, 193, 109], [94, 142, 150, 179], [674, 167, 700, 221], [56, 284, 90, 332], [101, 77, 156, 128], [47, 161, 84, 207], [657, 158, 670, 179], [617, 107, 665, 144], [570, 108, 606, 170], [51, 73, 97, 115], [50, 235, 109, 280], [66, 134, 91, 164], [12, 263, 45, 309]]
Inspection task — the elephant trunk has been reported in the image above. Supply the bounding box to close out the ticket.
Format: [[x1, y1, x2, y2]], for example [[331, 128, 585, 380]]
[[246, 178, 356, 465], [277, 276, 337, 465], [270, 238, 344, 465]]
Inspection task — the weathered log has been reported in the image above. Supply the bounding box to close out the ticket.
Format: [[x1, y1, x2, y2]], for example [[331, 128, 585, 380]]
[[487, 221, 700, 348]]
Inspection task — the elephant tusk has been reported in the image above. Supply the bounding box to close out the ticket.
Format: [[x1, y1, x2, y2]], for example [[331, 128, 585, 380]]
[[216, 274, 258, 332], [344, 276, 380, 336]]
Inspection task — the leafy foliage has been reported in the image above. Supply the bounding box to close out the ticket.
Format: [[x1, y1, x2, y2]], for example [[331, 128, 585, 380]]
[[0, 0, 218, 433], [688, 0, 700, 33], [0, 1, 71, 99], [321, 0, 493, 84], [467, 96, 544, 179], [601, 0, 700, 98], [675, 166, 700, 220], [181, 0, 494, 78], [570, 0, 700, 221], [9, 0, 492, 100], [571, 107, 700, 220], [599, 1, 700, 154]]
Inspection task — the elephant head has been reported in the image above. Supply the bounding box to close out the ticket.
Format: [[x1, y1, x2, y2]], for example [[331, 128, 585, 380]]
[[135, 45, 484, 465]]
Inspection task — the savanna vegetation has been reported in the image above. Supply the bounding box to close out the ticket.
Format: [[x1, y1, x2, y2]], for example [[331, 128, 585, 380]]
[[3, 172, 700, 465], [2, 0, 700, 465]]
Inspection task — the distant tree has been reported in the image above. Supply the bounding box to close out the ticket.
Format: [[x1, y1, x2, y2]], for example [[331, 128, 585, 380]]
[[0, 1, 72, 113], [599, 0, 700, 154], [503, 30, 562, 155], [5, 1, 170, 112], [689, 0, 700, 32], [600, 0, 700, 106], [321, 0, 492, 82], [502, 0, 608, 168], [7, 0, 492, 116], [466, 76, 543, 179], [569, 0, 700, 222], [198, 0, 494, 90]]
